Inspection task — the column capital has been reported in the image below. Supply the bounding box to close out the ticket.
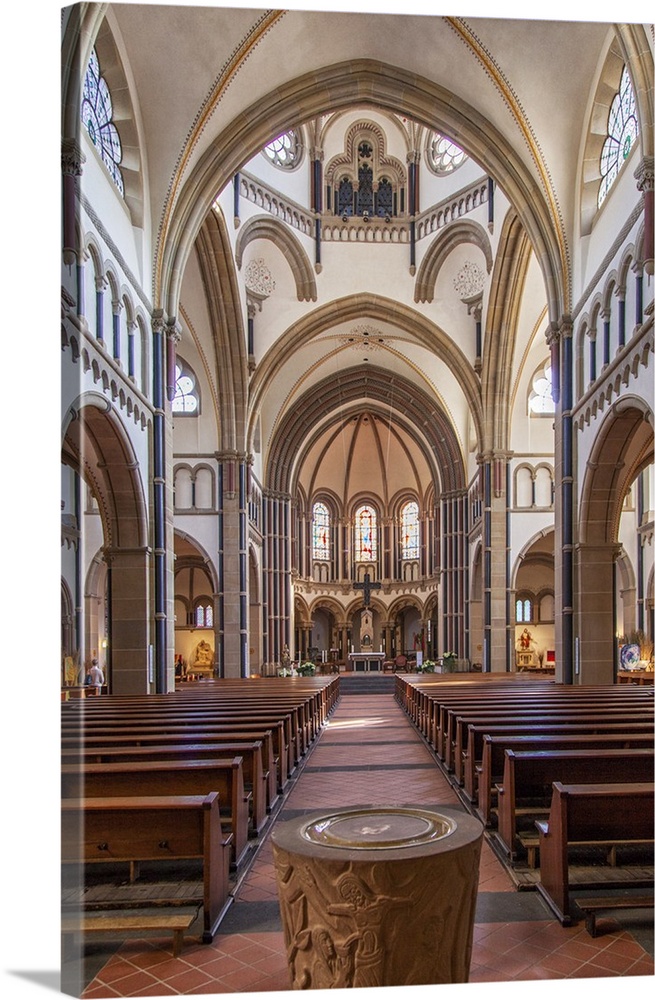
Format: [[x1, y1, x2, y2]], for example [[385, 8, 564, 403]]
[[62, 138, 85, 176], [151, 309, 167, 335], [634, 156, 654, 193], [165, 317, 182, 343]]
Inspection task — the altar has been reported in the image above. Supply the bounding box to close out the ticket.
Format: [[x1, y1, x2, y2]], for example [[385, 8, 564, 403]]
[[348, 652, 385, 672]]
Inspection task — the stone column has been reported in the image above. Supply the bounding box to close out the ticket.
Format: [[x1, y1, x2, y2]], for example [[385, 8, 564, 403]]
[[263, 489, 292, 671], [635, 157, 654, 277], [61, 138, 84, 270], [574, 542, 622, 684], [218, 452, 250, 677], [104, 545, 152, 693]]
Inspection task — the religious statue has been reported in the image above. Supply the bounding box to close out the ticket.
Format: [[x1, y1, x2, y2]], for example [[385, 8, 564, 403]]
[[517, 628, 533, 650], [281, 644, 291, 669], [193, 639, 214, 668]]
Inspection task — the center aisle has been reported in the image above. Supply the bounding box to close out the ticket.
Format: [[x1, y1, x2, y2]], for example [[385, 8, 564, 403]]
[[80, 692, 654, 997]]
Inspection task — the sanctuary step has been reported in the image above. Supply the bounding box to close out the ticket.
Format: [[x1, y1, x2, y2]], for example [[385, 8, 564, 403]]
[[339, 673, 396, 695]]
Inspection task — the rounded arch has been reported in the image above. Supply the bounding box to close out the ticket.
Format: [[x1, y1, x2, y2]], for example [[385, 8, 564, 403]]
[[579, 26, 652, 237], [510, 527, 556, 593], [62, 6, 146, 227], [158, 59, 566, 325], [414, 219, 493, 303], [579, 397, 654, 545], [61, 394, 148, 550], [173, 529, 220, 595], [308, 596, 347, 624], [234, 215, 318, 302], [386, 594, 425, 620], [294, 594, 311, 622]]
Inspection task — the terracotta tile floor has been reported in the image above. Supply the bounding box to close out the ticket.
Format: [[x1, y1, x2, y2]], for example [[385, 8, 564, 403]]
[[72, 693, 653, 997]]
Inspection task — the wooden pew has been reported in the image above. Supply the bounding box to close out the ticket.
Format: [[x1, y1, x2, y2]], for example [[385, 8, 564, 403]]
[[412, 683, 650, 752], [475, 729, 655, 824], [446, 705, 653, 776], [62, 727, 279, 808], [62, 757, 252, 868], [62, 707, 299, 773], [495, 748, 655, 862], [62, 718, 289, 793], [441, 689, 654, 765], [535, 781, 655, 924], [61, 740, 268, 835], [463, 720, 655, 805], [61, 793, 232, 942]]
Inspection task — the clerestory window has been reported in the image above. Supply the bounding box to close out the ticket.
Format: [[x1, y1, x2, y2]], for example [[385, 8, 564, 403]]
[[312, 502, 331, 560], [400, 501, 420, 560], [81, 48, 124, 196], [528, 362, 555, 416], [262, 130, 302, 169], [355, 504, 377, 561], [598, 67, 639, 209], [427, 133, 468, 175], [172, 359, 199, 415]]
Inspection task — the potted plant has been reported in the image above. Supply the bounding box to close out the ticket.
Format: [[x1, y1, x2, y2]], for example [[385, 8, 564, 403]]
[[417, 659, 436, 673], [297, 661, 316, 677], [441, 651, 456, 673]]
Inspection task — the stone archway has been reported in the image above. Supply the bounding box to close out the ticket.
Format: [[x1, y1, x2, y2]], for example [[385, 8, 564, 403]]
[[576, 399, 653, 683], [62, 398, 151, 693]]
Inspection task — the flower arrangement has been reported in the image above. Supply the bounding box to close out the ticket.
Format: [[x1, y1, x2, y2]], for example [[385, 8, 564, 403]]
[[417, 659, 436, 673], [441, 651, 456, 672], [297, 661, 316, 676]]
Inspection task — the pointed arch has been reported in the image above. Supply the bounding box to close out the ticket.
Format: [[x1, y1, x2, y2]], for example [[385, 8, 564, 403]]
[[195, 208, 248, 451], [482, 209, 533, 452]]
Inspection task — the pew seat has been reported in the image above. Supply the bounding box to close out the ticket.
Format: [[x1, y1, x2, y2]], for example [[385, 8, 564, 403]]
[[535, 781, 655, 924], [62, 911, 197, 958], [577, 895, 654, 937]]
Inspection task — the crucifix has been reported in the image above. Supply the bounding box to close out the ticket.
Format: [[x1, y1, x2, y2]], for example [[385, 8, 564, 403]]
[[353, 572, 381, 609]]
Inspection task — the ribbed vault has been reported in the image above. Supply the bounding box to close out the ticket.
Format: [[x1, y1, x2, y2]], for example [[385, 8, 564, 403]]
[[266, 365, 465, 496]]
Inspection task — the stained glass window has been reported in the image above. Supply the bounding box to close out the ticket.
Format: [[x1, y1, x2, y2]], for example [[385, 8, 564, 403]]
[[263, 130, 301, 169], [376, 178, 393, 217], [337, 177, 354, 216], [358, 164, 374, 215], [528, 362, 555, 415], [355, 504, 377, 562], [312, 502, 330, 560], [401, 501, 419, 559], [81, 48, 124, 196], [172, 360, 199, 414], [598, 67, 639, 208], [427, 133, 468, 175]]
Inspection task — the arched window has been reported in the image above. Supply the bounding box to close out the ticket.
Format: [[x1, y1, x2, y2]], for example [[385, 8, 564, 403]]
[[598, 66, 639, 209], [312, 502, 330, 560], [516, 597, 532, 623], [194, 601, 214, 628], [172, 359, 199, 414], [528, 362, 555, 415], [427, 133, 468, 175], [355, 504, 377, 561], [81, 48, 124, 196], [400, 500, 419, 560], [262, 130, 302, 169]]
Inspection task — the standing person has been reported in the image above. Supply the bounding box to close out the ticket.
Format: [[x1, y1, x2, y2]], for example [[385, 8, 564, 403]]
[[88, 658, 105, 694]]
